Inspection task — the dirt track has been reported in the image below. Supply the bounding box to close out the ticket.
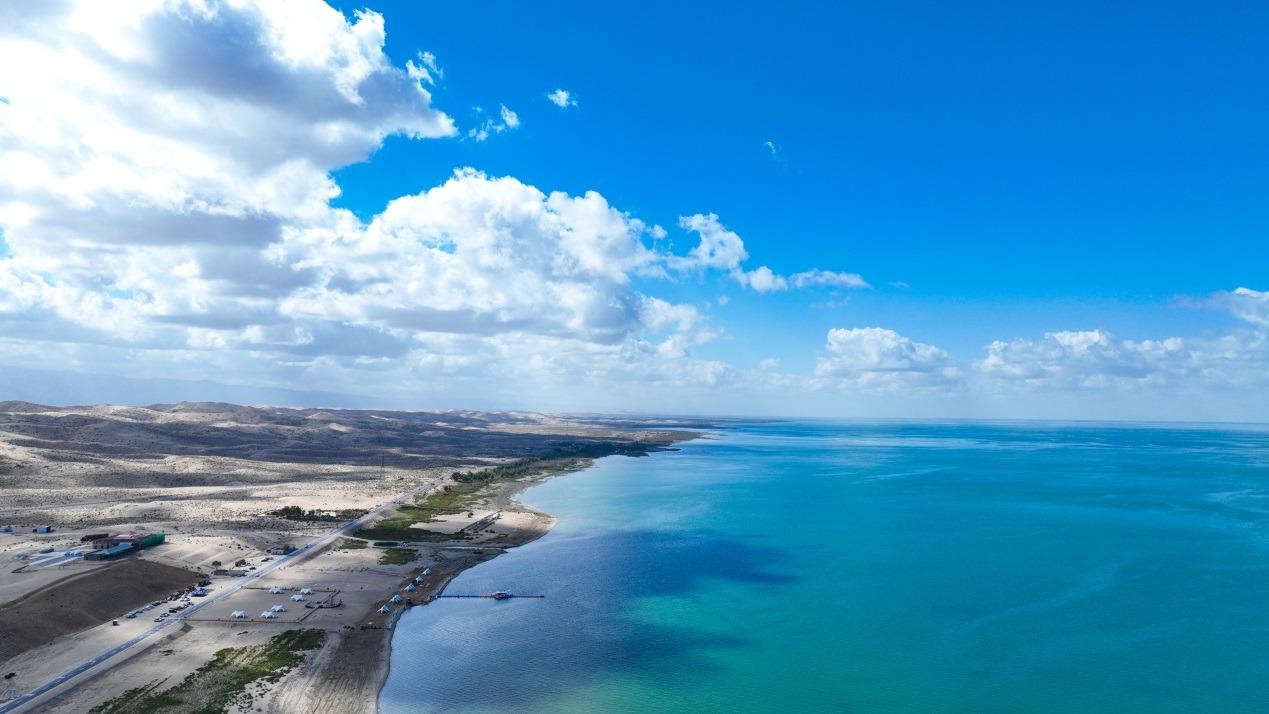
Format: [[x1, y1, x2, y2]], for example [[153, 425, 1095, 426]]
[[0, 558, 199, 664]]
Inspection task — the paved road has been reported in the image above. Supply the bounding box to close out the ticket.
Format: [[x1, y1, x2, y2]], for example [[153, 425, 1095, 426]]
[[0, 476, 444, 713]]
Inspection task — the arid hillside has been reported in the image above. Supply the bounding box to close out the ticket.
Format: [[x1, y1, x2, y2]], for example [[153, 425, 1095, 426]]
[[0, 401, 704, 530]]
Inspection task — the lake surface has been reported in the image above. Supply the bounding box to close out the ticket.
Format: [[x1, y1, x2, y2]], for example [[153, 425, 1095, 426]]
[[380, 421, 1269, 713]]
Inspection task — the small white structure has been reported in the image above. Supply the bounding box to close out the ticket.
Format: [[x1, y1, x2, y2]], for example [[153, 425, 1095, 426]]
[[290, 594, 305, 602], [300, 587, 314, 595], [260, 610, 278, 619], [271, 604, 287, 612], [405, 583, 417, 592], [422, 567, 433, 576], [378, 605, 390, 614], [230, 610, 248, 619], [390, 594, 403, 604], [269, 586, 283, 594]]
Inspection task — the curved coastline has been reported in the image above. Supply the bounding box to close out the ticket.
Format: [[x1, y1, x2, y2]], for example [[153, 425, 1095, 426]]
[[372, 432, 706, 712]]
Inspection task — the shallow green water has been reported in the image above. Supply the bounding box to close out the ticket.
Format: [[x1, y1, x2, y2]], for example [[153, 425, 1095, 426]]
[[381, 421, 1269, 713]]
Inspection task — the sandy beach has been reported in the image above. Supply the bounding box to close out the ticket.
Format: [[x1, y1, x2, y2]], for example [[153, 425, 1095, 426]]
[[0, 402, 702, 713]]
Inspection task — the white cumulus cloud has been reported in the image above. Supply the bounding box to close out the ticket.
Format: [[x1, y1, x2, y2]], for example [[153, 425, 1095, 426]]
[[674, 214, 866, 294], [815, 327, 961, 392], [546, 89, 578, 108], [0, 0, 739, 395], [977, 330, 1188, 389], [0, 0, 455, 341], [975, 297, 1269, 392]]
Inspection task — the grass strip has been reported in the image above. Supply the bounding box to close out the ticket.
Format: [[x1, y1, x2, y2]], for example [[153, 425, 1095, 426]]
[[354, 442, 650, 543], [378, 547, 418, 565], [89, 629, 326, 713]]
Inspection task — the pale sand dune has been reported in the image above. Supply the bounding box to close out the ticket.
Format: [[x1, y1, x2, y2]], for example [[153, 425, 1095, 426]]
[[0, 401, 703, 713]]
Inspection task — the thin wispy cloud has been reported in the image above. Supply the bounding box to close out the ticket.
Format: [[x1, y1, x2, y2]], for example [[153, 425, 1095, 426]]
[[763, 139, 789, 166], [406, 50, 443, 86], [547, 88, 578, 108], [468, 104, 520, 141]]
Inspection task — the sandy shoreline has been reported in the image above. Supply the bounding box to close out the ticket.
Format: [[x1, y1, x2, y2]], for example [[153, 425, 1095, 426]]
[[370, 464, 570, 709], [0, 402, 706, 713], [260, 445, 693, 713]]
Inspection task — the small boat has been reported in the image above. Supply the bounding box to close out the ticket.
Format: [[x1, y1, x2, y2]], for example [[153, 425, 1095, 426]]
[[491, 591, 511, 600]]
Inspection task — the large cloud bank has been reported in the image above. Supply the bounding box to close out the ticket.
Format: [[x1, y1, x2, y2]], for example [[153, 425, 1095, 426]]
[[0, 0, 849, 398], [0, 1, 1263, 417]]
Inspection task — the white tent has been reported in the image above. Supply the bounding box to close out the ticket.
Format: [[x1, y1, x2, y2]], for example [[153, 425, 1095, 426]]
[[269, 586, 283, 594], [271, 604, 287, 612], [291, 594, 305, 601], [300, 587, 314, 595], [405, 583, 417, 592], [260, 610, 278, 619], [230, 610, 248, 619], [378, 605, 390, 613], [422, 568, 432, 576]]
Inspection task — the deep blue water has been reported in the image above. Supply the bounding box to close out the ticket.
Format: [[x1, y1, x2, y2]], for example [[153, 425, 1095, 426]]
[[380, 421, 1269, 713]]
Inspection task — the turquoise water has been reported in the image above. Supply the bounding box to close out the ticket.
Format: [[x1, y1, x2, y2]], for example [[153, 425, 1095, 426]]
[[380, 421, 1269, 713]]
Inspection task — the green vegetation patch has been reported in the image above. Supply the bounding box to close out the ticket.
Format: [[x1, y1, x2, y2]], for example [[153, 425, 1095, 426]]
[[378, 547, 419, 565], [269, 506, 367, 522], [355, 442, 644, 544], [352, 523, 453, 542], [89, 629, 326, 713], [334, 538, 366, 550]]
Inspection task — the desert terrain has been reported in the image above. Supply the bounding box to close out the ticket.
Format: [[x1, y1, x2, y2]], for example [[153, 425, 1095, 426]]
[[0, 401, 703, 712]]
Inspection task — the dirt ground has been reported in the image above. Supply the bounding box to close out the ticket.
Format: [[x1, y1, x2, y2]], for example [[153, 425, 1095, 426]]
[[0, 558, 199, 663], [31, 622, 283, 713], [0, 401, 704, 712]]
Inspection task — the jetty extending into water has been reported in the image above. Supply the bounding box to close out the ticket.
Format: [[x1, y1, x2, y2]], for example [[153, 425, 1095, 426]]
[[437, 591, 544, 600]]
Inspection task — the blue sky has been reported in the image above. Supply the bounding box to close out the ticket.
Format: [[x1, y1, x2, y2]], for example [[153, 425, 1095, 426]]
[[330, 0, 1266, 356], [0, 1, 1266, 419]]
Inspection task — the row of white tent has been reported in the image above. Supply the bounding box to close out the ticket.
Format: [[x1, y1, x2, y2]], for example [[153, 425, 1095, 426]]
[[229, 604, 290, 619], [269, 586, 315, 595], [226, 584, 324, 619]]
